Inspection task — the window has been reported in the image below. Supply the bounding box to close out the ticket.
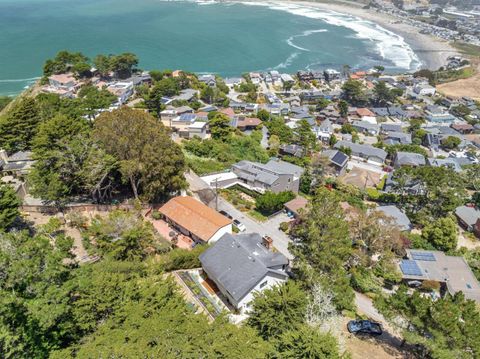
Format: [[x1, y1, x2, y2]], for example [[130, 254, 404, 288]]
[[260, 281, 267, 289]]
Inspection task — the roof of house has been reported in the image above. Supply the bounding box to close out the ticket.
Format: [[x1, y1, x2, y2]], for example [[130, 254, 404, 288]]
[[385, 132, 412, 144], [352, 121, 380, 132], [236, 116, 262, 128], [49, 73, 76, 84], [284, 197, 309, 215], [159, 196, 232, 242], [400, 249, 480, 303], [455, 205, 480, 227], [381, 123, 403, 132], [427, 157, 462, 172], [199, 232, 289, 303], [322, 150, 349, 168], [356, 108, 375, 117], [376, 205, 411, 231], [451, 123, 474, 131], [334, 141, 387, 162], [8, 151, 32, 162], [395, 152, 426, 167], [232, 159, 304, 186]]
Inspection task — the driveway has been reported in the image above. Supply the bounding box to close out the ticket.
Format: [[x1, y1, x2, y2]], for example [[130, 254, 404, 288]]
[[216, 198, 293, 259]]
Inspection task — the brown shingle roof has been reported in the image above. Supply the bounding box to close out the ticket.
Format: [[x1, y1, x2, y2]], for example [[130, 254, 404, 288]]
[[159, 196, 232, 242], [284, 197, 308, 215]]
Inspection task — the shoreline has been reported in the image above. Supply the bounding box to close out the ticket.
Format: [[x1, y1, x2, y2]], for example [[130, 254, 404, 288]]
[[284, 0, 460, 71]]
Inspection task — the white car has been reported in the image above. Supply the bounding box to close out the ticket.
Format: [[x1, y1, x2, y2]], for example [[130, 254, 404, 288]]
[[233, 219, 246, 232]]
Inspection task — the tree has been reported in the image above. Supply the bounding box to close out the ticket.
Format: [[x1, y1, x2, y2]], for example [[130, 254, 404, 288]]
[[291, 188, 354, 310], [441, 135, 461, 150], [87, 210, 155, 260], [373, 81, 396, 104], [0, 230, 74, 358], [375, 287, 480, 358], [43, 50, 89, 76], [247, 281, 308, 340], [109, 53, 138, 79], [421, 216, 458, 251], [77, 85, 116, 119], [93, 107, 186, 200], [264, 116, 293, 143], [208, 112, 233, 141], [275, 325, 341, 359], [316, 98, 330, 111], [268, 134, 280, 156], [257, 109, 271, 122], [338, 100, 348, 117], [200, 85, 215, 104], [294, 119, 316, 154], [0, 97, 40, 152], [93, 54, 111, 77], [72, 62, 91, 78], [341, 79, 366, 105], [0, 184, 20, 230], [255, 191, 295, 215], [473, 192, 480, 208]]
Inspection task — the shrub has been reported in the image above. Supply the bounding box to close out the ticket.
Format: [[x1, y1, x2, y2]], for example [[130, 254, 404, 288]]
[[255, 191, 295, 215], [279, 222, 290, 233], [157, 245, 208, 272], [151, 211, 162, 220], [421, 280, 441, 291]]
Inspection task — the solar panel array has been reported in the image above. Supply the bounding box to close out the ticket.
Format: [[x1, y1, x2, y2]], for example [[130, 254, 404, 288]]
[[411, 251, 436, 262], [400, 260, 423, 277]]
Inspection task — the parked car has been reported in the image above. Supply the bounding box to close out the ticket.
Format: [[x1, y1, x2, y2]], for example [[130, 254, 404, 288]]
[[347, 320, 382, 336], [219, 210, 233, 219], [233, 219, 246, 232]]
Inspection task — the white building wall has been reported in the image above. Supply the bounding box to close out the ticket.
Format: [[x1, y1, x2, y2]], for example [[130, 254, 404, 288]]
[[208, 224, 233, 244], [237, 273, 288, 313]]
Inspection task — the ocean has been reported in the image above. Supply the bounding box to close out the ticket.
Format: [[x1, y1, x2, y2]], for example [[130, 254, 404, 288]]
[[0, 0, 421, 96]]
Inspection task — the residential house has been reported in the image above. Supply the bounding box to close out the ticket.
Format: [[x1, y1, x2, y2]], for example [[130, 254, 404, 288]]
[[321, 149, 349, 175], [188, 121, 208, 139], [414, 83, 436, 96], [427, 157, 462, 172], [355, 108, 377, 124], [381, 123, 404, 133], [158, 196, 232, 244], [384, 173, 425, 195], [232, 159, 304, 193], [334, 141, 387, 165], [399, 249, 480, 303], [279, 144, 304, 158], [0, 150, 35, 177], [173, 89, 198, 102], [199, 232, 289, 312], [314, 119, 333, 143], [199, 74, 216, 87], [352, 121, 380, 136], [376, 205, 412, 231], [280, 73, 294, 84], [425, 105, 456, 123], [394, 152, 426, 168], [107, 81, 134, 104], [451, 123, 474, 134], [284, 197, 309, 218], [384, 132, 412, 145], [455, 205, 480, 238], [234, 116, 262, 131], [324, 69, 341, 82]]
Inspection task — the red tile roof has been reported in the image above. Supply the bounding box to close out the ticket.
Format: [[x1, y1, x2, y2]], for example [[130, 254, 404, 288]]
[[159, 196, 232, 242]]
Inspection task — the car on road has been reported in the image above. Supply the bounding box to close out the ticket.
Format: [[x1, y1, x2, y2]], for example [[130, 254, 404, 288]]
[[347, 320, 383, 336], [233, 219, 246, 232], [219, 210, 233, 220]]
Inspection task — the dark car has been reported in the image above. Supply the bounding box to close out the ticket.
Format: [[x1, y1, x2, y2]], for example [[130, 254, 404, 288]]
[[219, 210, 233, 219], [347, 320, 383, 336]]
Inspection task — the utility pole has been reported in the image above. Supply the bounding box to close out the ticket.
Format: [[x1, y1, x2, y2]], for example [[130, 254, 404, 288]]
[[215, 178, 219, 211]]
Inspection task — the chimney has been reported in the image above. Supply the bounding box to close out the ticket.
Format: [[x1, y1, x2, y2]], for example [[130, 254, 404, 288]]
[[262, 235, 273, 250]]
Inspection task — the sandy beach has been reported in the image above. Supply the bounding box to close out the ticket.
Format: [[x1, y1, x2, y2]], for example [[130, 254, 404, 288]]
[[281, 0, 460, 70]]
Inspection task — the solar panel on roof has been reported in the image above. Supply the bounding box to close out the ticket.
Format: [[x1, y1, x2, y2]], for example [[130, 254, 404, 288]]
[[331, 151, 348, 166], [400, 260, 423, 276], [411, 252, 436, 261]]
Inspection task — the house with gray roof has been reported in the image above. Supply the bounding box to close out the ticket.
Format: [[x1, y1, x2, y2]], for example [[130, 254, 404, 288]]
[[427, 157, 462, 172], [455, 206, 480, 237], [199, 233, 289, 312], [352, 121, 380, 136], [381, 123, 403, 133], [321, 149, 348, 175], [394, 152, 426, 168], [384, 132, 412, 145], [232, 159, 304, 193], [376, 205, 412, 231], [198, 74, 216, 87], [399, 249, 480, 303], [0, 150, 35, 176], [334, 141, 387, 165]]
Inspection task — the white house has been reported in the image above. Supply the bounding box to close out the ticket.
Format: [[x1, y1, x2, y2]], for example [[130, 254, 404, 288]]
[[188, 121, 208, 139], [414, 83, 436, 96], [199, 233, 289, 313], [107, 81, 134, 104]]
